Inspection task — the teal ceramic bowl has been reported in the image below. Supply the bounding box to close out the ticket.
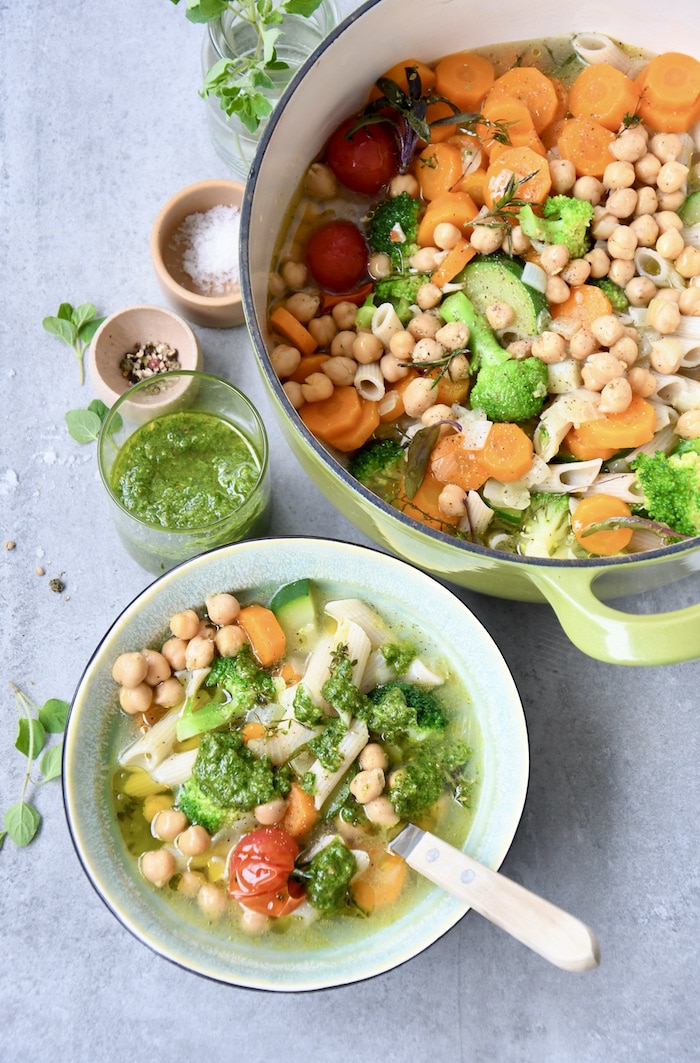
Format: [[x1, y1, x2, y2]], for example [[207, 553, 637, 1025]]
[[64, 538, 528, 991], [240, 0, 700, 666]]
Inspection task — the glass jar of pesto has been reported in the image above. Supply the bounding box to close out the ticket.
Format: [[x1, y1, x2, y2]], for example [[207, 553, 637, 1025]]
[[98, 371, 270, 573]]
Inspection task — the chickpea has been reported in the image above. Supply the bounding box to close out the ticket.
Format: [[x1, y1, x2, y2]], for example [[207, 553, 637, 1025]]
[[197, 882, 227, 920], [112, 651, 148, 688], [280, 260, 308, 291], [364, 795, 400, 827], [569, 328, 598, 361], [590, 314, 625, 347], [627, 366, 657, 398], [560, 258, 591, 287], [655, 287, 681, 303], [402, 377, 438, 417], [605, 187, 637, 219], [286, 291, 320, 324], [649, 338, 684, 375], [178, 870, 206, 898], [656, 228, 685, 260], [350, 768, 386, 804], [507, 225, 531, 256], [469, 224, 504, 255], [379, 353, 409, 383], [591, 209, 619, 241], [448, 353, 470, 380], [352, 332, 384, 365], [573, 176, 604, 205], [301, 372, 334, 402], [330, 330, 357, 358], [634, 186, 659, 216], [408, 312, 440, 341], [323, 355, 358, 386], [416, 282, 443, 310], [268, 272, 285, 300], [161, 636, 187, 672], [545, 275, 570, 304], [599, 376, 633, 414], [646, 296, 681, 334], [153, 676, 185, 708], [282, 380, 304, 409], [412, 337, 445, 364], [650, 132, 683, 163], [143, 793, 172, 823], [409, 246, 442, 271], [152, 809, 188, 842], [607, 259, 636, 288], [607, 225, 638, 261], [435, 321, 470, 351], [433, 222, 462, 250], [581, 352, 626, 391], [331, 302, 359, 331], [675, 410, 700, 439], [531, 331, 567, 364], [389, 330, 416, 360], [206, 592, 240, 626], [303, 162, 337, 199], [609, 335, 638, 367], [421, 403, 454, 430], [270, 343, 301, 379], [308, 315, 338, 348], [255, 798, 288, 825], [549, 158, 576, 193], [485, 301, 516, 329], [140, 849, 176, 888], [170, 609, 200, 641], [610, 128, 647, 163], [389, 173, 419, 197], [583, 248, 610, 280], [185, 635, 215, 671], [603, 161, 636, 190], [197, 620, 216, 641], [177, 825, 211, 857], [679, 287, 700, 316], [369, 252, 393, 280], [625, 276, 658, 307], [507, 339, 532, 359], [215, 623, 247, 659], [657, 190, 686, 212], [119, 683, 152, 716], [358, 742, 388, 772], [540, 243, 570, 275], [676, 246, 700, 279], [635, 152, 662, 185], [438, 483, 468, 518], [656, 161, 689, 194], [655, 210, 684, 234], [630, 213, 660, 247]]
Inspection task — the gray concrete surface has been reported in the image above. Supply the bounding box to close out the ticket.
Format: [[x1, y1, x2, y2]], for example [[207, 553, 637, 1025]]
[[1, 2, 698, 1061]]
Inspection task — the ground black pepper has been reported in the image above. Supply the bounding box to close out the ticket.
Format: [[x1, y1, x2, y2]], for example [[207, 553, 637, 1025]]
[[120, 341, 181, 384]]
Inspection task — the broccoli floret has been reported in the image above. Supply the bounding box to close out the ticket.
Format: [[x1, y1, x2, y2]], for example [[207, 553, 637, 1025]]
[[367, 192, 421, 268], [674, 437, 700, 459], [349, 437, 405, 498], [321, 644, 372, 720], [364, 681, 448, 743], [205, 644, 275, 704], [517, 491, 577, 558], [307, 717, 348, 771], [518, 195, 594, 260], [189, 730, 291, 812], [380, 640, 417, 675], [372, 272, 431, 323], [175, 776, 228, 833], [631, 450, 700, 537], [388, 738, 472, 821], [296, 836, 357, 915], [440, 291, 549, 422], [293, 683, 325, 726], [590, 276, 629, 313]]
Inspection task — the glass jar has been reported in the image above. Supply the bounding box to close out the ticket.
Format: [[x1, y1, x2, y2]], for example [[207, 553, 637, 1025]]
[[201, 1, 340, 179]]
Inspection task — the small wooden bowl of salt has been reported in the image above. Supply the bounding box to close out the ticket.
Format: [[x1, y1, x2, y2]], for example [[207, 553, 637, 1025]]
[[150, 179, 245, 328]]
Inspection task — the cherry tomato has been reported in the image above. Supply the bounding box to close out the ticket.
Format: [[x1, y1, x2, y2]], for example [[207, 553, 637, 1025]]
[[325, 116, 400, 195], [228, 827, 306, 917], [305, 219, 369, 294]]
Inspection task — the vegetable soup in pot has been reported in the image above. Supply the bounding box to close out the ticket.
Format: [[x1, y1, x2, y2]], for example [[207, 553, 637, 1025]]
[[264, 34, 700, 562]]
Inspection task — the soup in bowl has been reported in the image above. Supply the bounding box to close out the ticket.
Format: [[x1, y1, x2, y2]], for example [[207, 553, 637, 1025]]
[[241, 0, 700, 665]]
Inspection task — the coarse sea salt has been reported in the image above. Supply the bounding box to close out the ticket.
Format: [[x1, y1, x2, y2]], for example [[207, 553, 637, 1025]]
[[175, 204, 241, 296]]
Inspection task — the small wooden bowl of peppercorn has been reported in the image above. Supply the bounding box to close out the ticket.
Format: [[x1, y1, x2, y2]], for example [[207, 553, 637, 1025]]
[[150, 179, 245, 329], [88, 304, 203, 409]]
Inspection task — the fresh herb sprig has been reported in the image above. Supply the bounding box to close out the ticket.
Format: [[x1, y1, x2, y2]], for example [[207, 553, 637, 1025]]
[[173, 0, 324, 134], [42, 302, 105, 386], [1, 685, 70, 850], [65, 399, 111, 444]]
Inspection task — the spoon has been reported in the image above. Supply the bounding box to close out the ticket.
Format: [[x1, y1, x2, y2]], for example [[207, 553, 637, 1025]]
[[389, 823, 600, 972]]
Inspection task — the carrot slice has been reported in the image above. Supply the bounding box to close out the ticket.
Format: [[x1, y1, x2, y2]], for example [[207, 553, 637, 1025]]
[[569, 63, 639, 132], [557, 117, 616, 178], [279, 781, 319, 841], [416, 191, 478, 246], [369, 58, 436, 101], [379, 370, 419, 423], [484, 146, 552, 209], [430, 432, 489, 491], [564, 395, 657, 460], [548, 76, 570, 123], [237, 605, 287, 667], [327, 397, 380, 452], [320, 282, 373, 312], [638, 51, 700, 112], [572, 494, 633, 556], [434, 51, 495, 113], [288, 353, 330, 384], [426, 365, 470, 405], [431, 239, 477, 288], [269, 306, 318, 356], [477, 96, 545, 157], [352, 852, 408, 913], [551, 284, 612, 329], [480, 422, 534, 482], [451, 168, 489, 207], [483, 68, 559, 134], [425, 99, 459, 142], [241, 721, 266, 743], [299, 385, 363, 444], [417, 142, 464, 201], [540, 117, 568, 152], [398, 469, 461, 529]]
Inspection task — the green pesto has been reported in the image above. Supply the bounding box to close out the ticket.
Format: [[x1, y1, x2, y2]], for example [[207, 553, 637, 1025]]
[[380, 641, 417, 676], [293, 683, 325, 726], [321, 644, 372, 719], [111, 410, 261, 530], [307, 717, 348, 771], [191, 730, 291, 811], [298, 836, 357, 914]]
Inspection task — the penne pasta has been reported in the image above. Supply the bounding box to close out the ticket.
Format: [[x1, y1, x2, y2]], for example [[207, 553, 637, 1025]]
[[119, 707, 180, 771], [324, 599, 388, 648]]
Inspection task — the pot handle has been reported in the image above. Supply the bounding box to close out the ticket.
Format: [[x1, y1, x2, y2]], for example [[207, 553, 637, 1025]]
[[528, 568, 700, 666]]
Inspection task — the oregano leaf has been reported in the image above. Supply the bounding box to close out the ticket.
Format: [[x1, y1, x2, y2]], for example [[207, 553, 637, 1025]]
[[15, 717, 46, 758], [65, 409, 103, 444], [78, 316, 106, 344], [71, 302, 97, 330], [87, 399, 109, 423], [42, 316, 78, 346], [40, 744, 63, 782], [39, 698, 70, 733], [57, 302, 75, 321], [4, 802, 41, 847]]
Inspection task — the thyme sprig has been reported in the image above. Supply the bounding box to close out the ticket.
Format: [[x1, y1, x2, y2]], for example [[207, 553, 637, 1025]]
[[473, 171, 538, 229]]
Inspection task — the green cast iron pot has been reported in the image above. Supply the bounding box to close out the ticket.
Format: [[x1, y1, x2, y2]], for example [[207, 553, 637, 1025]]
[[241, 0, 700, 666]]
